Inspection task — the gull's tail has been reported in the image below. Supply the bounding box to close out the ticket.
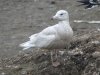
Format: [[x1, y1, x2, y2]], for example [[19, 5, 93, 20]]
[[20, 34, 38, 50], [19, 41, 34, 50]]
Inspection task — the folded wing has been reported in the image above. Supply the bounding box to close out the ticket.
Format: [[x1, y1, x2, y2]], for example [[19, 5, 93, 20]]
[[20, 26, 57, 50]]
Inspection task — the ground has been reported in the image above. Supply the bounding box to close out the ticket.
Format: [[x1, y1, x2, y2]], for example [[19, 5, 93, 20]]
[[0, 0, 100, 75]]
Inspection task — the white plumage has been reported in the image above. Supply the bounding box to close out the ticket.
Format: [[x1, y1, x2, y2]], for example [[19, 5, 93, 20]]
[[20, 10, 73, 51], [20, 10, 73, 66]]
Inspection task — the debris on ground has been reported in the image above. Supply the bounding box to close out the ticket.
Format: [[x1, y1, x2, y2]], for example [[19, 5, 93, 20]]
[[0, 30, 100, 75]]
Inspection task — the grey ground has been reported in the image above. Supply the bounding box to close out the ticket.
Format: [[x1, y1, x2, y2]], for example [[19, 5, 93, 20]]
[[0, 0, 100, 75]]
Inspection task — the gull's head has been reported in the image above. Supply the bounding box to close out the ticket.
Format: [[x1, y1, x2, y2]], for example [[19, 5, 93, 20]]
[[53, 10, 69, 21]]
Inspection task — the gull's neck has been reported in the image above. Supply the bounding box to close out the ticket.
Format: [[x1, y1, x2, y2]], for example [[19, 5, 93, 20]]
[[60, 20, 69, 22], [59, 20, 70, 25]]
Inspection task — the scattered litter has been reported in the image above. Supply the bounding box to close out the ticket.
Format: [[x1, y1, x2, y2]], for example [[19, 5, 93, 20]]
[[92, 51, 100, 58], [91, 40, 100, 44], [74, 20, 100, 24], [68, 48, 83, 55], [59, 51, 65, 55]]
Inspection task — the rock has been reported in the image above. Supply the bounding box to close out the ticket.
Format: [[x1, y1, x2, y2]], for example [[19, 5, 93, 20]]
[[92, 51, 100, 58], [50, 1, 56, 4], [0, 31, 100, 75], [1, 72, 6, 75]]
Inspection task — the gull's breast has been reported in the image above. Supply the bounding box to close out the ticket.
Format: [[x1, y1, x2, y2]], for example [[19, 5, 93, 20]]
[[43, 29, 73, 49]]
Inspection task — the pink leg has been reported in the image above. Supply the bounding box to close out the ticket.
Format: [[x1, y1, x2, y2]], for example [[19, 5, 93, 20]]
[[50, 51, 54, 64]]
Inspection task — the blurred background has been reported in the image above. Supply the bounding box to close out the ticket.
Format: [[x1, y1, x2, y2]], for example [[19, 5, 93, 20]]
[[0, 0, 100, 58]]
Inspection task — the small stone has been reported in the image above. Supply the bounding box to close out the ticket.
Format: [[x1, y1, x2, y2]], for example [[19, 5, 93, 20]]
[[1, 72, 6, 75], [97, 28, 100, 32], [38, 7, 44, 10], [50, 1, 56, 4], [68, 48, 83, 55], [21, 70, 27, 75], [13, 65, 19, 69], [91, 40, 100, 44], [24, 54, 29, 57], [6, 65, 11, 68], [92, 51, 100, 58], [59, 51, 65, 55], [12, 65, 22, 71], [52, 61, 60, 67]]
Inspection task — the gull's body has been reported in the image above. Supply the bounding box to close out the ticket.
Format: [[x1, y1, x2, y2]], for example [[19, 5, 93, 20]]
[[20, 10, 73, 50], [20, 10, 73, 66]]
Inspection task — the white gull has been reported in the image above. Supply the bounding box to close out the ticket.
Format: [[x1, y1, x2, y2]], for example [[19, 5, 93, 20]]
[[20, 10, 73, 66]]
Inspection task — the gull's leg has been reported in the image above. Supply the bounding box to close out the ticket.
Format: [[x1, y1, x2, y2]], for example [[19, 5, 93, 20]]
[[50, 51, 54, 64], [50, 49, 60, 67], [66, 43, 71, 50], [51, 50, 58, 62], [55, 49, 58, 60]]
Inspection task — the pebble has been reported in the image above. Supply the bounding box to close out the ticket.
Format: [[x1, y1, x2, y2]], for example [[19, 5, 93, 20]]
[[59, 51, 65, 55], [91, 40, 100, 44], [1, 72, 6, 75], [50, 1, 56, 4], [92, 51, 100, 58]]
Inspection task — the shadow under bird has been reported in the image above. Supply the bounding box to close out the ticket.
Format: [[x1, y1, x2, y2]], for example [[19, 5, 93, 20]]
[[20, 10, 73, 67]]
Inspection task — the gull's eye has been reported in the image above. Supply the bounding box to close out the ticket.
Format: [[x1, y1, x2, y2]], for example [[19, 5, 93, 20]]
[[60, 13, 63, 16]]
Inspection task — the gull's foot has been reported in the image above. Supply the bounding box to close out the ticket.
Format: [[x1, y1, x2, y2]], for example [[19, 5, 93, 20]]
[[52, 61, 60, 67]]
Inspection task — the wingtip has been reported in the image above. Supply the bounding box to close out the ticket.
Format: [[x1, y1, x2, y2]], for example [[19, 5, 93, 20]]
[[19, 44, 29, 50], [19, 43, 24, 47]]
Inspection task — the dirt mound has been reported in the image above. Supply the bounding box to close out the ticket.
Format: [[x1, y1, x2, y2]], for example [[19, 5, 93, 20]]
[[0, 30, 100, 75]]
